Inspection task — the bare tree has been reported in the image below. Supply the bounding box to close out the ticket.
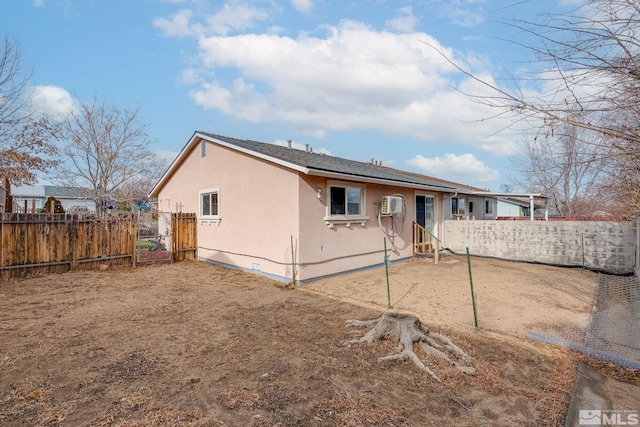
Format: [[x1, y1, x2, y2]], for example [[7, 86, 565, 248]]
[[511, 123, 608, 218], [599, 143, 640, 219], [53, 97, 167, 211], [0, 36, 30, 139], [431, 0, 640, 216], [460, 0, 640, 140], [0, 36, 59, 185]]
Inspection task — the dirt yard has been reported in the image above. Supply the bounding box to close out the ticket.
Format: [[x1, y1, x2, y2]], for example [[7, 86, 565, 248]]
[[306, 255, 598, 337], [0, 255, 612, 426]]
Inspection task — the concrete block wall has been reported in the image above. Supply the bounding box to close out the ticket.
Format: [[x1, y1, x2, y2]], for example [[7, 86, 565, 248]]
[[443, 220, 637, 275]]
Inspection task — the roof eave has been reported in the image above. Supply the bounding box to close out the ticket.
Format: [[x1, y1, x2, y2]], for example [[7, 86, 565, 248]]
[[473, 192, 547, 198], [149, 131, 470, 198], [205, 133, 309, 174], [149, 132, 310, 198], [307, 169, 458, 192], [149, 131, 200, 197]]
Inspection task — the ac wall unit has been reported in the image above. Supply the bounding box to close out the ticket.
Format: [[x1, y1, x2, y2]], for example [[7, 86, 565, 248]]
[[381, 196, 403, 215]]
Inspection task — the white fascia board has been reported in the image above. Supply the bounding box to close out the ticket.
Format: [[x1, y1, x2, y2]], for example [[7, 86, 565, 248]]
[[473, 191, 546, 197], [149, 132, 311, 197], [149, 132, 200, 197], [307, 169, 458, 193]]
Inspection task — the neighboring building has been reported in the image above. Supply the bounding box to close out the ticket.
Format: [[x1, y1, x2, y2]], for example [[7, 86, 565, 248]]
[[11, 185, 96, 213], [497, 196, 554, 220], [0, 176, 9, 213], [150, 132, 503, 283], [379, 167, 499, 221], [497, 197, 531, 218]]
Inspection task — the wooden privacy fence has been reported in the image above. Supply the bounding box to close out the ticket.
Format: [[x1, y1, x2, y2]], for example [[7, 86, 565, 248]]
[[0, 212, 197, 280], [171, 212, 197, 262]]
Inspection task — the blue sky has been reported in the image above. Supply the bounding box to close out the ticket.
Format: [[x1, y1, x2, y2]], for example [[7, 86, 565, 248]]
[[2, 0, 574, 190]]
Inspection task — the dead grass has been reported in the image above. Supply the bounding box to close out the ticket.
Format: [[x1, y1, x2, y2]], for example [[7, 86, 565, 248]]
[[0, 260, 629, 426]]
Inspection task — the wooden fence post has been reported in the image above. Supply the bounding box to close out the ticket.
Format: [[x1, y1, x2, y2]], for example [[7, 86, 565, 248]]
[[132, 211, 137, 267], [70, 214, 78, 271]]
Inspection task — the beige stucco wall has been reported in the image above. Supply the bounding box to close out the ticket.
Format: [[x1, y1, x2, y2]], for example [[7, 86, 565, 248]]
[[298, 180, 409, 281], [296, 177, 442, 282], [156, 138, 300, 281], [156, 137, 447, 283]]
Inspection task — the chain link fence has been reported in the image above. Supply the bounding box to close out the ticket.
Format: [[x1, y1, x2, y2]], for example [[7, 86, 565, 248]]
[[527, 273, 640, 370], [585, 274, 640, 364]]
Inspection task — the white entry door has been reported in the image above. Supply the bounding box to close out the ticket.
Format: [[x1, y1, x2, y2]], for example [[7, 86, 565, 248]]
[[415, 194, 435, 236]]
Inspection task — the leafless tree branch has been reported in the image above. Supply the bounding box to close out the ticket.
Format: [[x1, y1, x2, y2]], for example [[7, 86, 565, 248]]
[[53, 97, 167, 211]]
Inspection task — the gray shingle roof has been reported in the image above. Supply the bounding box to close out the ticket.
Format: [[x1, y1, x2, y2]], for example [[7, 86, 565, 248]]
[[198, 132, 458, 191], [43, 186, 91, 199]]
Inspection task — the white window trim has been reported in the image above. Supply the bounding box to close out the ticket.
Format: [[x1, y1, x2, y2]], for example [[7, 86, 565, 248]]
[[452, 196, 466, 219], [324, 180, 369, 228], [198, 187, 221, 224], [415, 191, 438, 239], [485, 199, 494, 215]]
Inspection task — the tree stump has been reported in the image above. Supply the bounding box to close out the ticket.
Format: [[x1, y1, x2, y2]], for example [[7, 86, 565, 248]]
[[344, 312, 475, 382]]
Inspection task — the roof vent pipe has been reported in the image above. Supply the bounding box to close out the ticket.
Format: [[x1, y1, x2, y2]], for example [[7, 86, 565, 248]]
[[305, 144, 309, 152], [287, 140, 292, 148]]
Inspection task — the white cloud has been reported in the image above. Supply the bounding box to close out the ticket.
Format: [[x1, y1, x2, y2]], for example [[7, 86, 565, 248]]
[[290, 0, 313, 14], [180, 68, 202, 85], [158, 10, 518, 155], [154, 1, 269, 37], [153, 9, 195, 37], [29, 85, 77, 119], [445, 7, 484, 28], [385, 6, 418, 33], [407, 153, 500, 184], [32, 0, 45, 7], [204, 0, 269, 36], [155, 149, 180, 164], [430, 0, 485, 28]]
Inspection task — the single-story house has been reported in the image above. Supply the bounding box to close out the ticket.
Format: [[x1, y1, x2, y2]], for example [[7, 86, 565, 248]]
[[10, 185, 96, 213], [377, 167, 500, 221], [150, 132, 504, 283], [497, 196, 555, 220]]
